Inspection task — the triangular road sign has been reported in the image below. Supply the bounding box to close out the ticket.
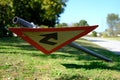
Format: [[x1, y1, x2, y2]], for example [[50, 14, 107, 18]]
[[9, 25, 98, 54]]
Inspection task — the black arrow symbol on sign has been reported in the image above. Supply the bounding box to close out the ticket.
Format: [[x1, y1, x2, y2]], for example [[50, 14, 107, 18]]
[[39, 33, 58, 45]]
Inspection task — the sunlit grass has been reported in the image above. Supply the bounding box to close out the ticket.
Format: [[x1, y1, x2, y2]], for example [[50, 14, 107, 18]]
[[104, 36, 120, 41], [0, 37, 120, 80]]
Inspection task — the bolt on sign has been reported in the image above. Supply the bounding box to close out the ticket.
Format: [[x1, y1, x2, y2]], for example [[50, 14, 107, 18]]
[[9, 25, 98, 54]]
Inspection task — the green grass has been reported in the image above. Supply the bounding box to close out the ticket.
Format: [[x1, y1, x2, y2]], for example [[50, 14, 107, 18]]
[[104, 37, 120, 41], [0, 37, 120, 80]]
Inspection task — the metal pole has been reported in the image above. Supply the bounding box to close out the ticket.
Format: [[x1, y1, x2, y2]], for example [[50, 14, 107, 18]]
[[12, 16, 112, 62], [68, 42, 112, 62], [13, 16, 36, 28]]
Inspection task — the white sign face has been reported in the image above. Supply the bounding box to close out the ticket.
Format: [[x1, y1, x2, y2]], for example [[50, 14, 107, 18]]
[[9, 25, 98, 54], [23, 30, 83, 51]]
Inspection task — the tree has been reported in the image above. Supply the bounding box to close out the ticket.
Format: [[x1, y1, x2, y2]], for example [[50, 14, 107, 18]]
[[0, 0, 68, 37], [0, 0, 13, 37], [12, 0, 68, 27], [56, 22, 68, 27], [79, 19, 89, 26], [107, 13, 120, 36], [91, 31, 97, 37], [12, 0, 43, 24], [72, 19, 89, 27], [115, 22, 120, 35], [73, 23, 79, 26], [41, 0, 68, 27]]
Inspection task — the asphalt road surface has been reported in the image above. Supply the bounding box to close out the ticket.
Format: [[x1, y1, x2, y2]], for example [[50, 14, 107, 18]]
[[83, 37, 120, 55]]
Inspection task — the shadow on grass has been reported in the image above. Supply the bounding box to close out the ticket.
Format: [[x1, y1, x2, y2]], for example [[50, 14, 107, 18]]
[[13, 45, 37, 51], [1, 37, 120, 71], [1, 41, 118, 62], [62, 62, 120, 71], [0, 37, 117, 58], [0, 37, 24, 44]]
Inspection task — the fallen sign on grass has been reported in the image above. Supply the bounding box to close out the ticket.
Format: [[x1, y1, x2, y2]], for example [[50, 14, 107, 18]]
[[9, 16, 112, 62]]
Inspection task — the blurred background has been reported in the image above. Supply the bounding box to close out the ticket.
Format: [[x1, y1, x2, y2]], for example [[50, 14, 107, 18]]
[[0, 0, 120, 38]]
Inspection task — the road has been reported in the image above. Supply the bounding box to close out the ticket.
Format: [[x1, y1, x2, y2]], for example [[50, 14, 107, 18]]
[[83, 37, 120, 55]]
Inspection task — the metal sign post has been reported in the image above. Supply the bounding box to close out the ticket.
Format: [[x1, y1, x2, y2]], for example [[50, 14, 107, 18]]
[[68, 42, 112, 62]]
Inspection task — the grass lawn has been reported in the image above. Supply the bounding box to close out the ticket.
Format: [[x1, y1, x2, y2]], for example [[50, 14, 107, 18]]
[[0, 37, 120, 80], [105, 37, 120, 41]]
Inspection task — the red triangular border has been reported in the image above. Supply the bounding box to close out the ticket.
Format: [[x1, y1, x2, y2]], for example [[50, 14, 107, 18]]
[[9, 25, 98, 54]]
